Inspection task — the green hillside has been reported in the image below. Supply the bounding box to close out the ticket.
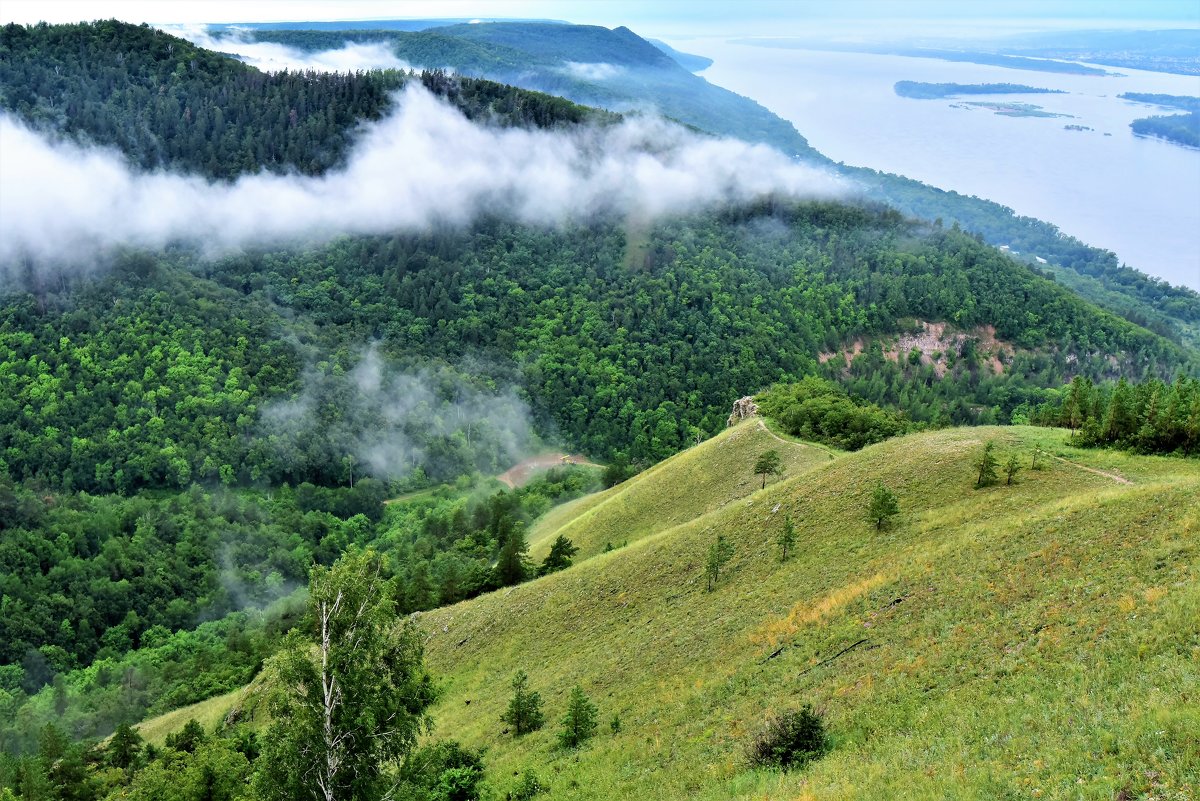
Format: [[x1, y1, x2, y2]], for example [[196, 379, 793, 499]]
[[131, 423, 1199, 799], [417, 425, 1199, 800], [529, 418, 831, 560]]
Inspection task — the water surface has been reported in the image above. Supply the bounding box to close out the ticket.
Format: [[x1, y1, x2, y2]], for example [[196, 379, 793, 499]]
[[678, 40, 1200, 290]]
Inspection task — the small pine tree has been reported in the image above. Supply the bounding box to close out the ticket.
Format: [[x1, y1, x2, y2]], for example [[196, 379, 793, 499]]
[[501, 671, 544, 736], [539, 535, 579, 575], [867, 483, 899, 531], [777, 515, 797, 561], [1004, 454, 1020, 485], [705, 534, 735, 591], [106, 723, 143, 769], [494, 524, 531, 587], [609, 714, 622, 734], [975, 441, 999, 488], [557, 685, 599, 749], [1031, 445, 1047, 471], [754, 450, 783, 489]]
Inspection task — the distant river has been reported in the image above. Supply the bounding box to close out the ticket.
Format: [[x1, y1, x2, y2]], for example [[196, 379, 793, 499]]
[[673, 39, 1200, 290]]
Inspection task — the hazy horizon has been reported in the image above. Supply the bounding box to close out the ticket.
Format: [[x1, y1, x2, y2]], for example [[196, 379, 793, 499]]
[[3, 0, 1198, 40]]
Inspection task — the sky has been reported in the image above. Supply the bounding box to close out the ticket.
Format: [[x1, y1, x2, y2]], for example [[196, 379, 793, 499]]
[[3, 0, 1198, 38]]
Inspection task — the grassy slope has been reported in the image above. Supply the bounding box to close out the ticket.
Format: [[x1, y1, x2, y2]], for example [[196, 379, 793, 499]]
[[134, 425, 1199, 799], [133, 690, 242, 745], [528, 419, 832, 560], [133, 668, 275, 745], [418, 426, 1199, 800]]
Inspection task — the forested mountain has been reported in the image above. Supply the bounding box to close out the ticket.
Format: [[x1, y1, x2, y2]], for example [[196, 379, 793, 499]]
[[0, 21, 607, 180], [221, 20, 1200, 344], [245, 21, 821, 160], [3, 201, 1192, 495], [0, 19, 1198, 800], [3, 22, 1189, 492]]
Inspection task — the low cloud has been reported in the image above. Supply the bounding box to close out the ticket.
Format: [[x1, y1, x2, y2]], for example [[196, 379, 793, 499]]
[[262, 347, 534, 482], [562, 61, 625, 81], [0, 83, 846, 275], [163, 25, 412, 73]]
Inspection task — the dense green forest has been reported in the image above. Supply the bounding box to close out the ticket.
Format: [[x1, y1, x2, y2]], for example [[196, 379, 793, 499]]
[[0, 549, 485, 801], [1, 20, 1199, 797], [1029, 374, 1200, 454], [6, 200, 1189, 496], [244, 22, 822, 161], [845, 168, 1200, 345], [0, 465, 594, 752], [0, 21, 608, 181]]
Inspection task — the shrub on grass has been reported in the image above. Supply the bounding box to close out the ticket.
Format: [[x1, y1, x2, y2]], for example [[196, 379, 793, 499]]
[[753, 449, 782, 489], [508, 769, 546, 800], [867, 483, 899, 531], [747, 706, 829, 770], [704, 534, 735, 591], [397, 740, 484, 801], [1004, 454, 1021, 485], [1031, 445, 1047, 471], [777, 515, 797, 561]]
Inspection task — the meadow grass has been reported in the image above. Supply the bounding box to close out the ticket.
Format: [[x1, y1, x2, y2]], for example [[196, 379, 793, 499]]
[[529, 419, 828, 560], [133, 689, 242, 746], [133, 665, 274, 745], [417, 426, 1199, 800]]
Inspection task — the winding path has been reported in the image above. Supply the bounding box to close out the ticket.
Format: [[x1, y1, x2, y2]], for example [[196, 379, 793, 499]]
[[1050, 455, 1133, 485], [755, 418, 837, 459]]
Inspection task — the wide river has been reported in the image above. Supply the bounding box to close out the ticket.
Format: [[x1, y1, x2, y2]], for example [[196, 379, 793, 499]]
[[672, 39, 1200, 290]]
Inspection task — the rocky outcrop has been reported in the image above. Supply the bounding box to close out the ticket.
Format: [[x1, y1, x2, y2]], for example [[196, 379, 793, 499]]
[[818, 321, 1013, 377], [727, 396, 759, 427]]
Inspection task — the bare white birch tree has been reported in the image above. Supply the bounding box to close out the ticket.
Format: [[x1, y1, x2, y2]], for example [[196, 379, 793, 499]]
[[255, 548, 435, 801]]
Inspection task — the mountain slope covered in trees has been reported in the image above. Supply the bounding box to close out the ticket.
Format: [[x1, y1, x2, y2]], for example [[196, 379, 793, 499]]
[[226, 20, 1200, 343]]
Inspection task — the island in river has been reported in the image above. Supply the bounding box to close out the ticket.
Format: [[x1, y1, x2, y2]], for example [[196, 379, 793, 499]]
[[895, 81, 1066, 99]]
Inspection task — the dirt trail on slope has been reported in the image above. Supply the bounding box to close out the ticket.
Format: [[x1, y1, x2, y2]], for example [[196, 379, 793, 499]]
[[1050, 455, 1133, 485], [757, 419, 1129, 483], [755, 419, 836, 459], [496, 453, 603, 488]]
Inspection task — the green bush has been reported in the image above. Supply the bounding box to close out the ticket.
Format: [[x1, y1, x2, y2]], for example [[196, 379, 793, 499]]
[[509, 769, 547, 800], [757, 377, 909, 451], [746, 705, 829, 770], [398, 740, 485, 801]]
